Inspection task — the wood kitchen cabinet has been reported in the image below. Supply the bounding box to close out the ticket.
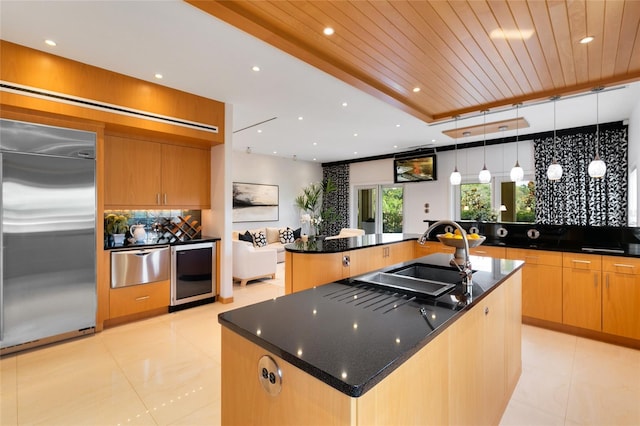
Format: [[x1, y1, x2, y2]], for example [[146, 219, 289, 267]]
[[506, 248, 563, 323], [562, 253, 602, 331], [602, 256, 640, 340], [349, 241, 415, 277], [415, 240, 455, 257], [104, 134, 210, 208], [109, 280, 170, 318], [286, 241, 418, 294]]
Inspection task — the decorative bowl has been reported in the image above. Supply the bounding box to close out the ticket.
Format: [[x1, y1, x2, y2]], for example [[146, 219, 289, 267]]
[[437, 234, 486, 248]]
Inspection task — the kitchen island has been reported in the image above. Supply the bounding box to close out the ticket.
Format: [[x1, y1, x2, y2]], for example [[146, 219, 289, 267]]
[[220, 253, 524, 425], [284, 233, 420, 294]]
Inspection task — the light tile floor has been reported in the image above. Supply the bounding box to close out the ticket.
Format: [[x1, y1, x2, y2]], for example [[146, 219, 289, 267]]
[[2, 263, 639, 425]]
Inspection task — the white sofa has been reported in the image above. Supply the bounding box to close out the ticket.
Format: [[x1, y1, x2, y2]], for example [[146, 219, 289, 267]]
[[232, 227, 298, 263], [232, 240, 277, 287]]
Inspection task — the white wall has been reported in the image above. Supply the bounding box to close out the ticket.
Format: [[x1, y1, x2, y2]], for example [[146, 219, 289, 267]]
[[231, 151, 322, 231], [628, 97, 640, 226], [349, 140, 535, 234]]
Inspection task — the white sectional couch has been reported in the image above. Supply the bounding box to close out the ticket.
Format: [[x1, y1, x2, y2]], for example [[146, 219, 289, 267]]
[[232, 226, 300, 263]]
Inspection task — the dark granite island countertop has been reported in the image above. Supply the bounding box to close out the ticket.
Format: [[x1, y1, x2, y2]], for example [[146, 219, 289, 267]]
[[219, 253, 523, 398]]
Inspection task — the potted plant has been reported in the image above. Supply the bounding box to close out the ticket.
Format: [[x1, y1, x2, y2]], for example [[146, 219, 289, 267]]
[[295, 178, 337, 237], [104, 213, 129, 245]]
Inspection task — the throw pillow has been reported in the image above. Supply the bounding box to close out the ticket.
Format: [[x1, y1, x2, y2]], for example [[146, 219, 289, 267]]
[[252, 230, 268, 247], [238, 230, 253, 243], [279, 228, 295, 244], [266, 227, 280, 244], [292, 227, 302, 239]]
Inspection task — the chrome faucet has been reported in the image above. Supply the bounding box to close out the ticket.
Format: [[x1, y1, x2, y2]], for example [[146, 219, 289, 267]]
[[419, 220, 473, 294]]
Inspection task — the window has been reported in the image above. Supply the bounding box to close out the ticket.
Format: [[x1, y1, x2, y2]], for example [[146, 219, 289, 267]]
[[458, 180, 535, 223], [382, 186, 403, 232], [460, 183, 494, 221], [356, 184, 403, 233]]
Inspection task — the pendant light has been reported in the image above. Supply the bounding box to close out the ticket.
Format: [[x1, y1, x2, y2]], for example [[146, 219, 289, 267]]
[[449, 115, 462, 185], [588, 87, 607, 178], [546, 96, 563, 181], [510, 103, 524, 182], [478, 110, 491, 183]]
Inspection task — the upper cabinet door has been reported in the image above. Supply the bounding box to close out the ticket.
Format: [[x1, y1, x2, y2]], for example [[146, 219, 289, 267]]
[[161, 144, 211, 209], [104, 135, 162, 207]]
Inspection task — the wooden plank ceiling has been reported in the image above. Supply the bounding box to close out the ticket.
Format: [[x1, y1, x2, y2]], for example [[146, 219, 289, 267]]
[[188, 0, 640, 123]]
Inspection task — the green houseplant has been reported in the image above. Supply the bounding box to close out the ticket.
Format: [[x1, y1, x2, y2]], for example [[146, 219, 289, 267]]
[[295, 178, 337, 236]]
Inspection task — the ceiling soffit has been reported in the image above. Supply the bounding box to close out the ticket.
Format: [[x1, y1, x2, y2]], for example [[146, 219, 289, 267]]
[[187, 0, 640, 123]]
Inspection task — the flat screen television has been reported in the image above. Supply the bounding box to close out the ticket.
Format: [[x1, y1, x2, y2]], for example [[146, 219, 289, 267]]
[[394, 153, 437, 183]]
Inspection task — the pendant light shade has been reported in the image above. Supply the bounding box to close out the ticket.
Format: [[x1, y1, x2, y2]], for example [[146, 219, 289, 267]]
[[450, 116, 462, 185], [450, 168, 462, 185], [547, 96, 563, 181], [588, 88, 607, 178], [510, 103, 524, 182], [479, 166, 491, 183], [478, 110, 491, 183]]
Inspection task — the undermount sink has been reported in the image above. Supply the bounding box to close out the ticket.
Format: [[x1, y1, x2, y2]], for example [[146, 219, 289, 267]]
[[355, 263, 464, 298]]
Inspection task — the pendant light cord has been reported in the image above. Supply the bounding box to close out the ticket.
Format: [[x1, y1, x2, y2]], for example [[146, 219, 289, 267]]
[[595, 90, 600, 157], [552, 97, 557, 160], [483, 110, 487, 165], [515, 104, 519, 160]]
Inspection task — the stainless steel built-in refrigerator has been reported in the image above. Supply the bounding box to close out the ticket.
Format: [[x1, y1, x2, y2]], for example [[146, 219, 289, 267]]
[[1, 119, 96, 355]]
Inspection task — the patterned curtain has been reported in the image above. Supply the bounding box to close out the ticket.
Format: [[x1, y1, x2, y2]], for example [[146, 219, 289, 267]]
[[534, 126, 627, 226], [322, 164, 350, 236]]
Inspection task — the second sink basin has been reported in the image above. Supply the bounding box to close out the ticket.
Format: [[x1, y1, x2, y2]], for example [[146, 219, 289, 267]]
[[355, 263, 463, 298]]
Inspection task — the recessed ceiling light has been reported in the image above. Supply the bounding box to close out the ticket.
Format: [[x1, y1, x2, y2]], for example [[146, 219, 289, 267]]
[[393, 145, 398, 149], [273, 151, 277, 154], [490, 28, 534, 40], [431, 139, 436, 142], [298, 116, 303, 120], [154, 73, 163, 79], [342, 102, 348, 107], [412, 87, 420, 93], [313, 158, 317, 161], [313, 142, 317, 146], [44, 39, 56, 46], [257, 129, 262, 133], [323, 27, 334, 36], [353, 133, 358, 137], [580, 36, 594, 44], [353, 151, 358, 155], [396, 124, 401, 127], [252, 65, 260, 72]]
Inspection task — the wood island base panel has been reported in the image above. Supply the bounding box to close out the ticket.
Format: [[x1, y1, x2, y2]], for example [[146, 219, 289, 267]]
[[220, 253, 523, 425]]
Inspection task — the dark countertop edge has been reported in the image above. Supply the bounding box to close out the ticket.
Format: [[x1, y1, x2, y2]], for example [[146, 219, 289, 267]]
[[104, 236, 221, 250], [219, 258, 524, 398], [285, 232, 640, 258], [475, 239, 640, 258], [284, 233, 420, 254]]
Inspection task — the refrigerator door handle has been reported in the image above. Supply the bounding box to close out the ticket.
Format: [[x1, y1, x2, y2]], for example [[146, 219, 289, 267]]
[[0, 152, 4, 342]]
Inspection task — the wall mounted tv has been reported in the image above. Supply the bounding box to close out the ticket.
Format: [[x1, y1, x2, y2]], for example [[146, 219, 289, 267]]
[[394, 153, 437, 183]]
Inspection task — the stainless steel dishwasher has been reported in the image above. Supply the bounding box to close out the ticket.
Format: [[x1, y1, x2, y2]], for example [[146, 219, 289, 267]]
[[111, 246, 170, 288]]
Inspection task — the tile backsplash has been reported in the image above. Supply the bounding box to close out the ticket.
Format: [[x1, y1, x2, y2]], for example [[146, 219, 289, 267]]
[[104, 209, 201, 245]]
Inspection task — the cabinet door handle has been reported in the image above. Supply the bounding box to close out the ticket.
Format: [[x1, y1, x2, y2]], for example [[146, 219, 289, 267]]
[[135, 295, 151, 301], [484, 306, 489, 316], [475, 250, 487, 254], [572, 259, 591, 264], [163, 193, 167, 205], [342, 255, 350, 267], [156, 193, 161, 205], [613, 263, 634, 269]]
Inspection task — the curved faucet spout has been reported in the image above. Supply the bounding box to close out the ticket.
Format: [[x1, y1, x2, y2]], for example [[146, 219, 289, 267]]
[[419, 220, 473, 294]]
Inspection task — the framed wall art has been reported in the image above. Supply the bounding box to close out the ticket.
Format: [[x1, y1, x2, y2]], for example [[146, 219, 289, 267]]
[[232, 182, 279, 222]]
